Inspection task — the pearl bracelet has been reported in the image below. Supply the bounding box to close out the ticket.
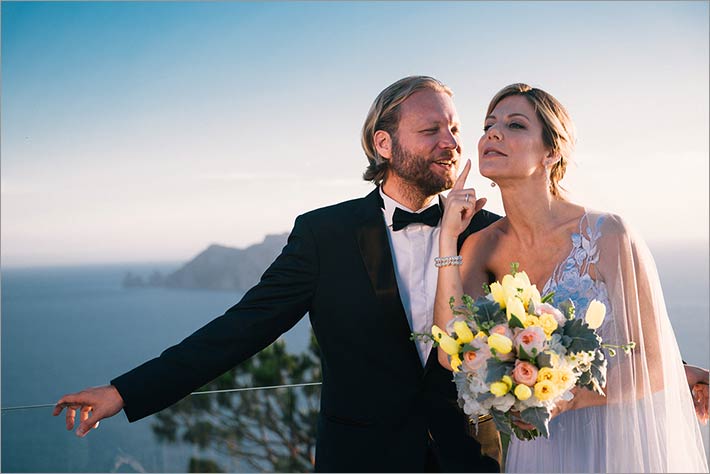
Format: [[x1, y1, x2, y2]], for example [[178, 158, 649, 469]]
[[434, 255, 463, 268]]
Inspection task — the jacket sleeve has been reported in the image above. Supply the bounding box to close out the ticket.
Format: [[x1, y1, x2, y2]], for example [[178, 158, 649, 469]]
[[111, 214, 319, 422]]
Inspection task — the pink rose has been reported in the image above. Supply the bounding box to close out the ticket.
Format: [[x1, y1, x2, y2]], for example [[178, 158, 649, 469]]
[[514, 326, 546, 356], [490, 324, 513, 339], [463, 338, 491, 372], [512, 360, 539, 387]]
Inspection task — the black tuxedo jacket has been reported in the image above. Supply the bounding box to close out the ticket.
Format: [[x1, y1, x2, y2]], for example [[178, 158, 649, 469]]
[[112, 188, 501, 472]]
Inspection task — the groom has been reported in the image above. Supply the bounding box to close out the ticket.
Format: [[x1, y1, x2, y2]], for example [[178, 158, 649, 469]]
[[54, 76, 501, 472]]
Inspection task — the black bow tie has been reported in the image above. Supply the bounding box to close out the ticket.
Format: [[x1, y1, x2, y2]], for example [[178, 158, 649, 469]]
[[391, 205, 442, 231]]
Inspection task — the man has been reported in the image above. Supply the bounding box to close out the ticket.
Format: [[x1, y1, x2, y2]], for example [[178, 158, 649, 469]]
[[54, 76, 502, 472]]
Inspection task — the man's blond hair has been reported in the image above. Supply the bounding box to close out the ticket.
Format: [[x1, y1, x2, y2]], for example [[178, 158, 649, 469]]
[[361, 76, 453, 185]]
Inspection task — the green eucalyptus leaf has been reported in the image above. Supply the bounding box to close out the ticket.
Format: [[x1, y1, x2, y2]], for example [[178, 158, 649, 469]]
[[520, 406, 550, 438]]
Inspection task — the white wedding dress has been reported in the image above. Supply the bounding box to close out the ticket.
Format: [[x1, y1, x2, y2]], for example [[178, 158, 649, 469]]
[[505, 210, 708, 473]]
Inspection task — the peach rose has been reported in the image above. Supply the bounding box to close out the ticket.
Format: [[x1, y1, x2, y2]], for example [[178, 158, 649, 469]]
[[514, 326, 546, 357], [490, 324, 514, 339], [512, 360, 539, 387], [462, 338, 491, 372]]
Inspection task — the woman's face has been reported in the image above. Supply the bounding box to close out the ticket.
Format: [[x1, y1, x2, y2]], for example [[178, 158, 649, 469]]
[[477, 94, 550, 183]]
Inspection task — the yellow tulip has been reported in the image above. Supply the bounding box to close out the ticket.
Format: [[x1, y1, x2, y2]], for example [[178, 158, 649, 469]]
[[490, 381, 510, 397], [530, 284, 542, 306], [534, 380, 557, 401], [439, 333, 461, 356], [489, 282, 506, 308], [501, 274, 517, 301], [585, 300, 606, 330], [515, 271, 533, 304], [488, 333, 513, 355], [514, 384, 532, 401], [453, 321, 474, 343], [450, 353, 462, 373], [506, 297, 526, 322], [431, 324, 445, 341], [502, 375, 513, 390]]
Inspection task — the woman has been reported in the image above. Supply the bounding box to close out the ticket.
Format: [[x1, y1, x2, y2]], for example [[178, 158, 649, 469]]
[[433, 83, 708, 472]]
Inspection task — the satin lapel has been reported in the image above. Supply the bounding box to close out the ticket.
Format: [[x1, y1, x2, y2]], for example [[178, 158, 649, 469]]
[[355, 189, 422, 372]]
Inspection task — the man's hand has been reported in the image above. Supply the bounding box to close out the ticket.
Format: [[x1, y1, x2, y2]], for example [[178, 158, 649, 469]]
[[53, 385, 125, 437], [685, 364, 709, 424]]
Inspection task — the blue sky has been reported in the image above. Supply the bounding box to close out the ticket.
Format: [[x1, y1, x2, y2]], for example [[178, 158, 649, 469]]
[[2, 1, 708, 266]]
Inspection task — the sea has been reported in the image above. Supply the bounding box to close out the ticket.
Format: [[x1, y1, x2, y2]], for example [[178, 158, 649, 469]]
[[1, 243, 708, 472]]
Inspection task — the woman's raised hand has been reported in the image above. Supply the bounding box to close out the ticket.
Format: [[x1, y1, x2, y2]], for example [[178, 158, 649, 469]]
[[440, 159, 487, 239]]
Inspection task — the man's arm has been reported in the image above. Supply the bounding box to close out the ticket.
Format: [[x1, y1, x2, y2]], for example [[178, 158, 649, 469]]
[[54, 214, 319, 436], [685, 364, 709, 424]]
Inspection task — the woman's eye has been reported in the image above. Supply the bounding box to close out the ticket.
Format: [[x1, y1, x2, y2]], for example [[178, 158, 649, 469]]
[[483, 124, 492, 131], [509, 122, 525, 129]]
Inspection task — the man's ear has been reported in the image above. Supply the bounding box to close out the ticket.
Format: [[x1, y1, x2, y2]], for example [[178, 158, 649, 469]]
[[374, 130, 393, 160]]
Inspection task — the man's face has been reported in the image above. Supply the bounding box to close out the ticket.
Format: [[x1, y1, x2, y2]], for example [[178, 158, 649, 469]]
[[388, 89, 462, 196]]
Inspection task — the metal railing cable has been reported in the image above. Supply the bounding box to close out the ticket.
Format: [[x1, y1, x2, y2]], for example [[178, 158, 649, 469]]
[[0, 381, 323, 412]]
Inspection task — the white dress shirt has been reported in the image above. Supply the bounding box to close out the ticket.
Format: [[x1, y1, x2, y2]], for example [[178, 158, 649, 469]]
[[379, 188, 441, 366]]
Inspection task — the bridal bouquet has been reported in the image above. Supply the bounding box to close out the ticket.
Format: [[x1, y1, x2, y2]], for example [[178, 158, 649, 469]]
[[422, 264, 634, 440]]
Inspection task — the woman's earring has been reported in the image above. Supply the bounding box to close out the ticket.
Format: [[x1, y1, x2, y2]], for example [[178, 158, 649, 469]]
[[490, 182, 496, 188]]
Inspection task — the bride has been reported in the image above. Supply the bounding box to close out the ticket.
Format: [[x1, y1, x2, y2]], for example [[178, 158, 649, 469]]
[[433, 83, 708, 472]]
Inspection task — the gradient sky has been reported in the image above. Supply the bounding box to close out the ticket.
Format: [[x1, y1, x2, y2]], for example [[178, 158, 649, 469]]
[[2, 1, 708, 266]]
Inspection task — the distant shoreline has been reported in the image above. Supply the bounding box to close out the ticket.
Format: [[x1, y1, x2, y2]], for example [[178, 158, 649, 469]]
[[2, 238, 708, 270]]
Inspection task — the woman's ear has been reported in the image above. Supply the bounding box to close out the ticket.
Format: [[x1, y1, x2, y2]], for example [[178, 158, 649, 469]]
[[543, 149, 561, 168], [374, 130, 393, 160]]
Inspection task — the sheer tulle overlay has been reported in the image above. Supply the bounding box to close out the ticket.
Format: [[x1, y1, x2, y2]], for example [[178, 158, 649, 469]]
[[505, 211, 708, 473]]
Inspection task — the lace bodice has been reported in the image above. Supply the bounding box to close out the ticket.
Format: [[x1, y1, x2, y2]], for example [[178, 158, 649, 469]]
[[541, 212, 611, 329]]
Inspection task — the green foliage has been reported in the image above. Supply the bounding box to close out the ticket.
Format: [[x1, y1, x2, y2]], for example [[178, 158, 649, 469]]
[[540, 291, 555, 304], [520, 407, 550, 438], [557, 299, 576, 320], [470, 297, 505, 333], [152, 333, 321, 473], [189, 457, 224, 473], [535, 351, 555, 369], [507, 313, 525, 329], [587, 351, 608, 395], [490, 408, 512, 436], [485, 359, 512, 384], [562, 318, 600, 354]]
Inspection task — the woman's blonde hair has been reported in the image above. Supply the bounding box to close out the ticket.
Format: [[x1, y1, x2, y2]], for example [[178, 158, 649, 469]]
[[361, 76, 453, 185], [487, 83, 576, 197]]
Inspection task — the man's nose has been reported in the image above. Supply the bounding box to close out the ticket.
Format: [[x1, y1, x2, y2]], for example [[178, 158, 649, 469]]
[[439, 130, 459, 150]]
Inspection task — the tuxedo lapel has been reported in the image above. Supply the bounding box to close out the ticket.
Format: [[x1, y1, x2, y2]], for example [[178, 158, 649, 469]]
[[355, 189, 422, 371]]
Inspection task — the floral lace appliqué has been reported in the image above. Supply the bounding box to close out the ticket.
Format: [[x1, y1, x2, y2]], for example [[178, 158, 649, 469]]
[[542, 213, 611, 325]]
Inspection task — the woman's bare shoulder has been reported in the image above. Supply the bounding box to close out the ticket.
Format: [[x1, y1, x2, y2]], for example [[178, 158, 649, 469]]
[[461, 217, 507, 255]]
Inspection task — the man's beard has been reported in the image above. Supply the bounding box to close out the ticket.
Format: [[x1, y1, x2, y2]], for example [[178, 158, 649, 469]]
[[389, 137, 456, 197]]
